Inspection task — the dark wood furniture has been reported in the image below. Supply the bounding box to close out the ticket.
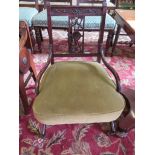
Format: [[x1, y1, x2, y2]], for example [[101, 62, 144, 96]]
[[19, 0, 39, 52], [32, 0, 131, 137], [19, 0, 118, 10], [112, 9, 135, 55], [33, 0, 72, 52], [33, 0, 117, 56], [19, 21, 37, 114]]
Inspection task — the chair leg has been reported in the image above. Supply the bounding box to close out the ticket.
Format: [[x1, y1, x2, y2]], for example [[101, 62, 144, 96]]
[[110, 121, 117, 133], [110, 31, 114, 47], [97, 56, 101, 63], [108, 121, 128, 137], [40, 28, 43, 41], [34, 27, 42, 52], [24, 25, 35, 53], [129, 41, 134, 47], [105, 30, 113, 56], [111, 25, 121, 56], [29, 27, 36, 53], [97, 55, 101, 63]]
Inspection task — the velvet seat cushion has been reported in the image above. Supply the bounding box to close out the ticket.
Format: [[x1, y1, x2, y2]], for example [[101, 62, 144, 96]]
[[32, 10, 116, 29], [19, 7, 38, 26], [33, 61, 125, 125]]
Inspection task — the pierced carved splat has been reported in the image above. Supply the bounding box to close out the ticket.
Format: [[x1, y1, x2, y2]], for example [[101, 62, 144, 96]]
[[68, 16, 85, 53]]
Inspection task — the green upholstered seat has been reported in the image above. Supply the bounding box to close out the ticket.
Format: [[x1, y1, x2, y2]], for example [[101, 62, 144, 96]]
[[32, 10, 116, 29], [19, 7, 38, 26], [33, 61, 125, 125]]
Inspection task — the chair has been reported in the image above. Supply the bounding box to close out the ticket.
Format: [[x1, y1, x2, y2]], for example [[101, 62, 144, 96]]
[[32, 0, 72, 51], [77, 0, 117, 55], [19, 0, 39, 51], [19, 21, 37, 114], [32, 0, 116, 55], [32, 0, 127, 137]]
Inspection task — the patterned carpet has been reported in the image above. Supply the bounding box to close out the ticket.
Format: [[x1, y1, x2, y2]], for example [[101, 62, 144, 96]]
[[20, 30, 135, 155]]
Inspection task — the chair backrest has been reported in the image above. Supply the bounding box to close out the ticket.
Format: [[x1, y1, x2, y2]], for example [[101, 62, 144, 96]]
[[19, 20, 37, 114], [19, 0, 39, 10], [45, 0, 107, 64], [19, 21, 37, 77], [19, 20, 34, 51], [19, 21, 31, 74]]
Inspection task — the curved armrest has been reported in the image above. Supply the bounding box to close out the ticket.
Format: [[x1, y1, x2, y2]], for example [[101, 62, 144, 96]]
[[101, 51, 132, 118], [100, 51, 121, 92], [35, 52, 52, 94]]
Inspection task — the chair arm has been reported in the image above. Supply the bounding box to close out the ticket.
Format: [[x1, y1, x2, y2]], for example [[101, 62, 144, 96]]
[[35, 52, 52, 94], [100, 51, 121, 92], [101, 51, 132, 119]]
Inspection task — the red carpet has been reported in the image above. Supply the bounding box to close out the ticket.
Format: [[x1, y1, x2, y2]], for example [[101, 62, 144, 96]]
[[20, 34, 135, 154]]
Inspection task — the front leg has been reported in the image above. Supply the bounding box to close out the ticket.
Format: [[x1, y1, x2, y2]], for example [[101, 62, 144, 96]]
[[34, 27, 42, 52], [108, 121, 128, 137]]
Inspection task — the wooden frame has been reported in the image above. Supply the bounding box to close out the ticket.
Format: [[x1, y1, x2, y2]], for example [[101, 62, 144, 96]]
[[111, 9, 135, 55], [19, 0, 39, 52], [19, 21, 37, 114], [34, 0, 131, 136], [34, 0, 116, 55]]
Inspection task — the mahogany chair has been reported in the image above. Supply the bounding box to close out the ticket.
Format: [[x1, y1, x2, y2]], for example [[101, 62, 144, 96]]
[[19, 21, 37, 114], [32, 0, 116, 55], [19, 0, 39, 51], [32, 0, 129, 137]]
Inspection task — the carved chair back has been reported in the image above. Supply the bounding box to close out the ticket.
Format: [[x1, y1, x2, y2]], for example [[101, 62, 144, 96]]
[[19, 21, 37, 81], [45, 0, 107, 63]]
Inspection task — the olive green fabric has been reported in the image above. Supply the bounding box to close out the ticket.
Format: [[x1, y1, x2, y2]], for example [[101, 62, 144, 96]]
[[33, 61, 125, 125]]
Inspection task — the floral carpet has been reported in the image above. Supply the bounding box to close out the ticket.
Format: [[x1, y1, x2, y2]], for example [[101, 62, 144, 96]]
[[20, 31, 135, 155]]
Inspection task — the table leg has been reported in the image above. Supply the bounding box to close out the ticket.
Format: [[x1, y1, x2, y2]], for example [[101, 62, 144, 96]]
[[111, 25, 121, 56]]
